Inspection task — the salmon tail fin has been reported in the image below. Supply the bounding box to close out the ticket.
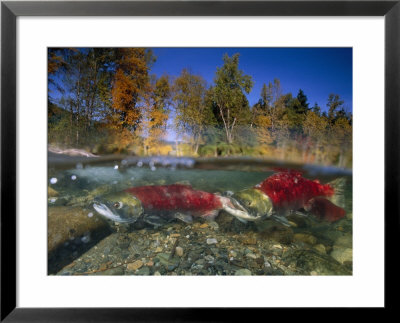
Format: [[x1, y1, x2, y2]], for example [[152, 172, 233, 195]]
[[327, 177, 347, 208]]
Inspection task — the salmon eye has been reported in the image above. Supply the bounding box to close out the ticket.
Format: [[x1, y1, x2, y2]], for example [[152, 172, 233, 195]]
[[113, 202, 123, 209]]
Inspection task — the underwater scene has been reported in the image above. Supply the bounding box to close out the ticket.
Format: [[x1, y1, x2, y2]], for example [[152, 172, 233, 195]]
[[48, 47, 352, 275], [48, 156, 352, 276]]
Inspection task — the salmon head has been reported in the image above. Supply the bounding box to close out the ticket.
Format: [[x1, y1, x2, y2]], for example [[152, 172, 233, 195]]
[[231, 188, 274, 219], [93, 191, 144, 223]]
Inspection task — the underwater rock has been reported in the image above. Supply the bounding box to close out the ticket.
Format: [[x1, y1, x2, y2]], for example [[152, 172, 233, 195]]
[[235, 269, 252, 275], [155, 253, 180, 271], [330, 247, 352, 265], [206, 238, 218, 245], [258, 225, 294, 245], [136, 266, 151, 275], [334, 234, 352, 248], [239, 235, 257, 245], [48, 186, 59, 197], [48, 206, 111, 274], [313, 244, 327, 254], [282, 249, 351, 275], [293, 233, 317, 245], [209, 221, 219, 231], [229, 250, 238, 258], [127, 260, 144, 271], [94, 266, 125, 275], [175, 246, 184, 257]]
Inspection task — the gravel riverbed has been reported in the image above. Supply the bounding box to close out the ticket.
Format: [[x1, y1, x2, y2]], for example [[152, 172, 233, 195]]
[[55, 210, 352, 276]]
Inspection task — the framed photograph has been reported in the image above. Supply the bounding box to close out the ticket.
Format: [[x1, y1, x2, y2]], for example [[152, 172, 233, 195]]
[[1, 0, 397, 320]]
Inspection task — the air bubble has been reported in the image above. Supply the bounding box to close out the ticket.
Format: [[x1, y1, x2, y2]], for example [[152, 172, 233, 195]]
[[71, 175, 77, 181], [137, 161, 143, 167], [114, 165, 119, 170], [50, 177, 58, 184], [151, 166, 156, 171], [88, 212, 93, 218], [50, 198, 57, 203]]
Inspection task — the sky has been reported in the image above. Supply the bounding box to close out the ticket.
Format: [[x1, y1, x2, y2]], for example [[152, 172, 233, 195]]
[[150, 47, 353, 113]]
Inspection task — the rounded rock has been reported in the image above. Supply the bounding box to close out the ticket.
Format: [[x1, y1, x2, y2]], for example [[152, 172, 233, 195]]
[[175, 246, 184, 257], [235, 269, 252, 276]]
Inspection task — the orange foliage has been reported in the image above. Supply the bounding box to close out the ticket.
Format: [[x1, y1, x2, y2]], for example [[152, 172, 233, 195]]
[[111, 48, 152, 130]]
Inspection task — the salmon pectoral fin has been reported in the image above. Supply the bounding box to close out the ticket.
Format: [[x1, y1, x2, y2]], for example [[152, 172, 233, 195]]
[[173, 213, 194, 223], [143, 215, 169, 228], [270, 214, 292, 227], [200, 209, 220, 220]]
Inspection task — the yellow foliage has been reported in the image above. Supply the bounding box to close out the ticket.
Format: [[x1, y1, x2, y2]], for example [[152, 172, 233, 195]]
[[254, 114, 274, 145]]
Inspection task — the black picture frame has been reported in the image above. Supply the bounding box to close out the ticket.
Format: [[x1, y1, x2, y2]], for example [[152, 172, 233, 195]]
[[1, 0, 398, 321]]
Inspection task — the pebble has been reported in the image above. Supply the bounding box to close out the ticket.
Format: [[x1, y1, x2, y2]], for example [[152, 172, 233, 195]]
[[99, 263, 108, 271], [313, 244, 327, 254], [229, 250, 237, 257], [209, 221, 219, 230], [199, 223, 208, 228], [240, 236, 257, 245], [156, 253, 180, 271], [330, 247, 352, 265], [204, 255, 215, 263], [206, 238, 218, 245], [94, 266, 125, 276], [246, 253, 257, 260], [334, 234, 352, 248], [235, 269, 252, 276], [175, 246, 184, 257], [170, 233, 181, 238], [154, 271, 161, 276], [293, 233, 317, 245], [136, 267, 150, 275], [127, 260, 143, 271]]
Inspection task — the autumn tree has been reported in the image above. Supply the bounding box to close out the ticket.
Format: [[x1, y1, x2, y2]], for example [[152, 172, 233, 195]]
[[251, 85, 274, 148], [210, 53, 253, 144], [303, 110, 329, 163], [111, 48, 155, 131], [327, 93, 345, 122], [173, 69, 215, 155], [312, 102, 321, 115], [330, 116, 352, 167], [143, 75, 171, 155]]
